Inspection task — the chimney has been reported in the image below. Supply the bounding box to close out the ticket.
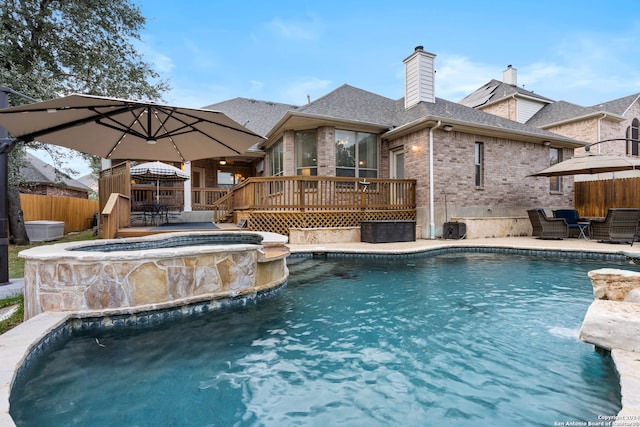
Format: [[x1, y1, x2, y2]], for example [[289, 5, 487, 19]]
[[403, 46, 436, 109], [503, 65, 517, 86]]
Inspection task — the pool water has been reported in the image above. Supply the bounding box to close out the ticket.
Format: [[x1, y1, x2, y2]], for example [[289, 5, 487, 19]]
[[10, 253, 632, 426]]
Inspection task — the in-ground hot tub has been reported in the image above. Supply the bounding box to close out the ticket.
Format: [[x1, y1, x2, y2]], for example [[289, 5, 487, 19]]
[[19, 231, 290, 320]]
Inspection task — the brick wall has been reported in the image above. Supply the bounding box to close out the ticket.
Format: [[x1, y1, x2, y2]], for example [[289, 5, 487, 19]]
[[480, 98, 517, 121], [546, 118, 599, 146], [317, 126, 336, 176], [386, 128, 574, 235], [20, 184, 88, 199], [277, 123, 575, 237], [532, 99, 640, 157]]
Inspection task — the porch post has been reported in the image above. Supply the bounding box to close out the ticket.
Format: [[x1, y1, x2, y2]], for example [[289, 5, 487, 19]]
[[183, 161, 192, 212]]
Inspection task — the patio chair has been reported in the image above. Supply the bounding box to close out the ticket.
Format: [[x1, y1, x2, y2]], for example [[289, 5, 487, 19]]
[[553, 209, 583, 238], [527, 209, 569, 239], [590, 208, 640, 243], [631, 222, 640, 247]]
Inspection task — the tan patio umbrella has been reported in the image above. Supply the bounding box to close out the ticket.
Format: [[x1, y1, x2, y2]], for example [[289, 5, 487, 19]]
[[0, 93, 265, 284], [0, 94, 264, 162], [529, 152, 640, 177]]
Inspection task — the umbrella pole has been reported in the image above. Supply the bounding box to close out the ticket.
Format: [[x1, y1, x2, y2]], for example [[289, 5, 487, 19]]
[[0, 87, 39, 285], [0, 89, 14, 285]]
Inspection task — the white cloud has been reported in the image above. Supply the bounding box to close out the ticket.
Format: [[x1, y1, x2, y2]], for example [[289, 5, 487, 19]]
[[434, 55, 501, 102], [136, 38, 175, 74], [432, 41, 640, 106], [281, 77, 333, 105], [182, 38, 217, 69], [266, 16, 320, 40], [250, 80, 265, 92], [164, 86, 224, 109]]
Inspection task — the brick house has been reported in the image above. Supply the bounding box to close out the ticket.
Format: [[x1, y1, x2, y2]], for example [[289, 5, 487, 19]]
[[205, 46, 583, 238], [20, 152, 92, 199], [461, 65, 640, 180]]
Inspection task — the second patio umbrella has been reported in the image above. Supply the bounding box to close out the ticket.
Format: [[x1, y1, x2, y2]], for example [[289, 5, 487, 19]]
[[130, 161, 189, 202], [529, 152, 640, 177]]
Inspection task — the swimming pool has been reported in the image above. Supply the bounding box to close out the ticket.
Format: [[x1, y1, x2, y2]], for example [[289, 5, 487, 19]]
[[10, 252, 633, 426]]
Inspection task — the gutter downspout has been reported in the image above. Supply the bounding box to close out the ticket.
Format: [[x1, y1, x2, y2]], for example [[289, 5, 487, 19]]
[[429, 121, 442, 239]]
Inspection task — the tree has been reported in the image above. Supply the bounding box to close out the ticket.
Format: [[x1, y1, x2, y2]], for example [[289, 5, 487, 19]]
[[0, 0, 170, 244]]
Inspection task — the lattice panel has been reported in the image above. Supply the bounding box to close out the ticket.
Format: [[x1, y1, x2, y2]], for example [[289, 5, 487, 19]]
[[248, 210, 416, 236]]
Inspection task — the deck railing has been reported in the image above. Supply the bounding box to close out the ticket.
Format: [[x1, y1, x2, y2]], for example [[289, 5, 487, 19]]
[[232, 176, 416, 211], [131, 186, 231, 211], [192, 188, 231, 211], [125, 178, 415, 229], [101, 193, 130, 239]]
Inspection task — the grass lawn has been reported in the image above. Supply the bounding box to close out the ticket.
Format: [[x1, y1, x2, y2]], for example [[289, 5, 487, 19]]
[[8, 229, 98, 278], [1, 229, 98, 334]]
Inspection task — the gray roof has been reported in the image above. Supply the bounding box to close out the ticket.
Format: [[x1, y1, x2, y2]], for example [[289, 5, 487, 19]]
[[526, 101, 597, 127], [392, 96, 576, 141], [461, 78, 640, 128], [203, 82, 581, 148], [589, 93, 640, 116], [20, 152, 93, 192], [459, 79, 554, 108], [526, 94, 640, 128], [297, 84, 397, 127], [203, 98, 299, 137], [295, 84, 575, 142]]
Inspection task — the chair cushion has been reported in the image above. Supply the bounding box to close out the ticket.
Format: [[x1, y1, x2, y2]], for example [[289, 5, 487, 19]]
[[553, 209, 580, 225]]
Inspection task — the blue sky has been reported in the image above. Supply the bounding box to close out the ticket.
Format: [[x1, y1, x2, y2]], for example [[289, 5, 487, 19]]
[[37, 0, 640, 177], [138, 0, 640, 108]]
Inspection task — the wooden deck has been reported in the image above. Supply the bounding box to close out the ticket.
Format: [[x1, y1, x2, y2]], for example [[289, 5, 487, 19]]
[[115, 223, 240, 238], [101, 176, 417, 239]]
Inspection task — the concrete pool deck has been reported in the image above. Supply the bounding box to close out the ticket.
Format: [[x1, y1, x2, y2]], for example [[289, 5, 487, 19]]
[[2, 236, 640, 424]]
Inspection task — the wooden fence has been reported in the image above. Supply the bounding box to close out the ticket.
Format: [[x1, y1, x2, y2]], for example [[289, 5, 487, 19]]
[[575, 177, 640, 217], [20, 193, 100, 233]]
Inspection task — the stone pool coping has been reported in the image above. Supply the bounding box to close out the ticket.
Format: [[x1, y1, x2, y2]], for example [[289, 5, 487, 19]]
[[2, 236, 640, 425]]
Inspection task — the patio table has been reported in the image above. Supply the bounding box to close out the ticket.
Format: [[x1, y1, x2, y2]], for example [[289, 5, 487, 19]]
[[577, 222, 590, 240]]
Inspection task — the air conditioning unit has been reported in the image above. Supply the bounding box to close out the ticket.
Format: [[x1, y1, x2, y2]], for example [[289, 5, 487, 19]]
[[444, 222, 466, 239]]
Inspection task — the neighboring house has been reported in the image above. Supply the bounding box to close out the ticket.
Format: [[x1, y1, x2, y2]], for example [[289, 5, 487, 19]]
[[461, 65, 640, 180], [77, 173, 98, 193], [199, 46, 583, 238], [19, 152, 92, 199], [77, 173, 98, 199]]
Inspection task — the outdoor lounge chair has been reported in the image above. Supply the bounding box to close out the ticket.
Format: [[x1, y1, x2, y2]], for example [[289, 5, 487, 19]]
[[527, 209, 569, 239], [590, 208, 640, 243], [553, 209, 583, 238], [632, 223, 640, 247]]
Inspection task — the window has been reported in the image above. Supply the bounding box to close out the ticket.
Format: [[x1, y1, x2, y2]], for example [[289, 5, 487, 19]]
[[474, 142, 484, 187], [335, 130, 378, 178], [295, 130, 317, 176], [269, 138, 283, 176], [549, 147, 562, 192], [627, 119, 639, 156], [217, 165, 251, 188]]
